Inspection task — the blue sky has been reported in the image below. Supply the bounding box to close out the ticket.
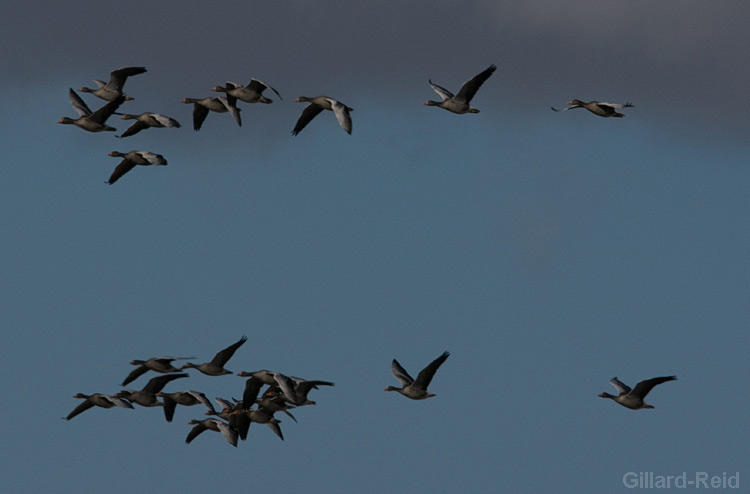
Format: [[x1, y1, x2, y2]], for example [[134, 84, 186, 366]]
[[2, 1, 748, 492]]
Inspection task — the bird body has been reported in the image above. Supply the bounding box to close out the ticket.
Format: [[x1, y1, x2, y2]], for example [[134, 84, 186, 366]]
[[292, 95, 352, 135], [181, 336, 247, 376], [58, 89, 124, 132], [78, 66, 147, 101], [181, 97, 241, 130], [211, 78, 282, 104], [107, 150, 167, 185]]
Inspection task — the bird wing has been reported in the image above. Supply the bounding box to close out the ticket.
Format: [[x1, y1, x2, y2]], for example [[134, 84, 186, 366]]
[[229, 412, 251, 441], [185, 422, 207, 444], [117, 120, 148, 138], [135, 151, 166, 166], [108, 66, 147, 91], [68, 88, 92, 117], [455, 64, 496, 103], [608, 377, 632, 395], [217, 97, 242, 127], [108, 159, 137, 185], [390, 359, 414, 386], [149, 113, 180, 127], [550, 105, 578, 112], [141, 373, 188, 394], [88, 95, 125, 124], [413, 351, 450, 390], [292, 103, 324, 135], [328, 99, 353, 134], [273, 373, 299, 404], [209, 336, 247, 366], [597, 102, 633, 109], [428, 80, 454, 101], [249, 78, 282, 99], [241, 377, 264, 410], [104, 395, 133, 408], [216, 420, 238, 447], [631, 376, 677, 399], [186, 390, 215, 412], [66, 400, 94, 420], [266, 420, 284, 441], [121, 364, 149, 386], [192, 103, 209, 131], [162, 396, 177, 422]]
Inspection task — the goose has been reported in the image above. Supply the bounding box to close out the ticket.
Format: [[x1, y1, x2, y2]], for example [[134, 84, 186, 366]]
[[424, 65, 496, 114], [116, 373, 188, 407], [181, 336, 247, 376], [65, 393, 133, 420], [229, 407, 284, 441], [211, 78, 282, 104], [58, 89, 124, 132], [116, 112, 181, 138], [156, 390, 215, 422], [204, 398, 241, 421], [181, 96, 241, 130], [237, 369, 278, 385], [106, 150, 167, 185], [385, 351, 449, 400], [292, 96, 353, 135], [185, 418, 238, 447], [598, 376, 676, 410], [121, 356, 195, 387], [78, 66, 147, 101], [551, 100, 633, 118]]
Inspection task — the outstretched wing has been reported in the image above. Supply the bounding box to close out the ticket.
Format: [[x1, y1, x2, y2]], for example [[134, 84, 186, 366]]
[[413, 351, 450, 390], [390, 359, 414, 386], [428, 80, 454, 101], [455, 64, 496, 103], [209, 336, 247, 366]]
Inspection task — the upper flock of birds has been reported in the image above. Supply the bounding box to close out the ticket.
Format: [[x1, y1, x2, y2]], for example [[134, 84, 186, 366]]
[[67, 336, 676, 448], [63, 65, 674, 447], [58, 65, 634, 185]]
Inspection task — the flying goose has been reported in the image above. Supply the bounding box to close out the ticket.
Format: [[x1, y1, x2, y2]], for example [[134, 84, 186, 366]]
[[116, 373, 188, 407], [385, 351, 449, 400], [106, 150, 167, 185], [78, 66, 147, 101], [121, 356, 195, 387], [211, 78, 282, 104], [65, 393, 133, 420], [185, 418, 238, 447], [229, 407, 284, 441], [181, 96, 241, 130], [181, 336, 247, 376], [58, 89, 124, 132], [598, 376, 677, 409], [116, 112, 181, 138], [551, 100, 633, 118], [292, 96, 353, 135], [424, 65, 496, 114], [156, 390, 216, 422]]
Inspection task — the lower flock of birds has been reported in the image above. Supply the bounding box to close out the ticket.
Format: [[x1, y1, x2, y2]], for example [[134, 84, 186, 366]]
[[67, 335, 676, 448], [58, 65, 634, 185]]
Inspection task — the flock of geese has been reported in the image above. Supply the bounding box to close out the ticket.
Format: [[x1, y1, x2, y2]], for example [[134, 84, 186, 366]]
[[63, 65, 673, 446], [67, 335, 676, 448], [58, 65, 634, 185]]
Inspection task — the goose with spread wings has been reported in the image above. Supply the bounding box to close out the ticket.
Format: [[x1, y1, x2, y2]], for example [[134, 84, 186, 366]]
[[424, 65, 496, 114], [58, 89, 125, 132], [385, 351, 449, 400], [78, 66, 147, 101], [181, 336, 247, 376], [551, 99, 633, 118], [598, 376, 676, 409], [106, 150, 167, 185], [212, 78, 282, 104], [292, 96, 353, 135], [181, 96, 241, 130]]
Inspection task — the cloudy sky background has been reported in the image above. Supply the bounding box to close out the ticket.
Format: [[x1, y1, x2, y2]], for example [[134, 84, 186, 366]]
[[2, 1, 748, 492]]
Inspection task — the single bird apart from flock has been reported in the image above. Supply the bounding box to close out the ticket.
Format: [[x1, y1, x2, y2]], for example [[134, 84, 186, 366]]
[[116, 112, 181, 138], [292, 96, 353, 135], [181, 96, 241, 130], [78, 66, 147, 101], [121, 356, 195, 386], [58, 89, 124, 132], [106, 150, 167, 185], [385, 351, 449, 400], [551, 100, 633, 117], [211, 78, 282, 104], [424, 65, 496, 114], [181, 336, 248, 376], [598, 376, 676, 410]]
